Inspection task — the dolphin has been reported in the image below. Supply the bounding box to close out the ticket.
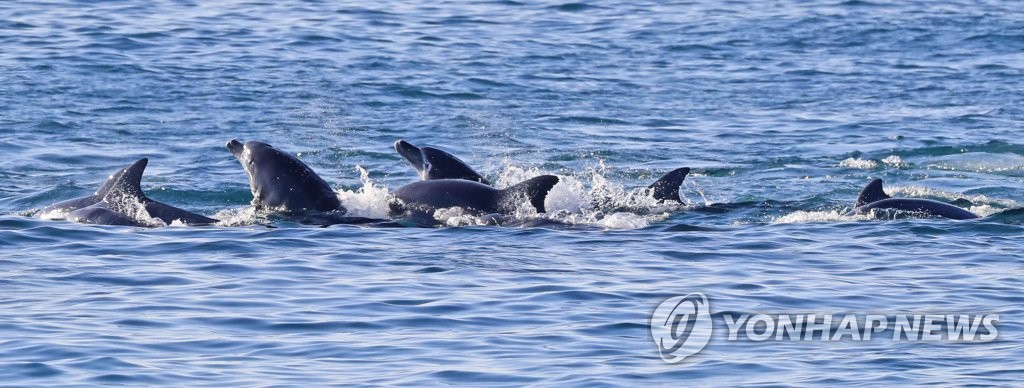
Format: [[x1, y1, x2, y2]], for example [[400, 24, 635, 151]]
[[226, 140, 387, 225], [393, 140, 690, 202], [391, 176, 560, 216], [63, 158, 219, 226], [394, 140, 489, 184], [227, 140, 345, 213], [847, 178, 979, 220]]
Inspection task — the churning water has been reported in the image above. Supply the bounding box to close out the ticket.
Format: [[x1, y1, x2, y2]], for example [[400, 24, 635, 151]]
[[2, 0, 1023, 385]]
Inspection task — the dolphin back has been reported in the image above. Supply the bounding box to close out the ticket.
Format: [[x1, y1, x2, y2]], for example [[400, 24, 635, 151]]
[[855, 198, 979, 220], [67, 205, 140, 226]]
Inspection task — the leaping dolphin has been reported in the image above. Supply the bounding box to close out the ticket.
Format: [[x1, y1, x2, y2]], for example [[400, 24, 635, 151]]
[[59, 158, 218, 226], [847, 178, 979, 220]]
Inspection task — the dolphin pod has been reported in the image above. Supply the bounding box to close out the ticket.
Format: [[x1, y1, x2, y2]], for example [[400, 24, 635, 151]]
[[36, 139, 990, 226], [393, 140, 692, 203]]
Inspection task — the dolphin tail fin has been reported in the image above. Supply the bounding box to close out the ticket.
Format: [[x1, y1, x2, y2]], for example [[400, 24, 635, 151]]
[[648, 167, 690, 202], [102, 158, 149, 202], [498, 175, 560, 213], [856, 178, 890, 207]]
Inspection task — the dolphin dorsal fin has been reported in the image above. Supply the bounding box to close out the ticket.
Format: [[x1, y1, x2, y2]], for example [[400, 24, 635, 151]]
[[498, 175, 560, 213], [102, 158, 148, 202], [94, 164, 132, 196], [648, 167, 690, 202], [856, 178, 890, 207]]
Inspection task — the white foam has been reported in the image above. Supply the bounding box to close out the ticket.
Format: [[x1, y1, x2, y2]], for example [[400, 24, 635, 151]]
[[598, 212, 653, 229], [839, 157, 878, 169], [36, 208, 70, 220], [113, 197, 166, 227], [969, 204, 1003, 217], [881, 155, 906, 167], [213, 206, 263, 227], [772, 210, 871, 224], [431, 207, 479, 227]]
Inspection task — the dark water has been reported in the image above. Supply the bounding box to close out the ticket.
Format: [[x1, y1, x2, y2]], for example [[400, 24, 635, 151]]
[[2, 0, 1023, 385]]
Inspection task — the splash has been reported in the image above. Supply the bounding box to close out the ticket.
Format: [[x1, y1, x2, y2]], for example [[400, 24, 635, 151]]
[[213, 206, 264, 227], [123, 199, 166, 227], [431, 207, 480, 227], [839, 157, 878, 169], [336, 166, 392, 219], [36, 208, 70, 221], [489, 162, 689, 229], [598, 212, 655, 229], [772, 210, 872, 224], [839, 155, 906, 170], [881, 155, 906, 167]]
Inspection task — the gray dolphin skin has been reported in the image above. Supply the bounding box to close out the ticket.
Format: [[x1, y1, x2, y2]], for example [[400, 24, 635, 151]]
[[394, 140, 490, 184], [392, 176, 560, 216], [848, 178, 980, 220], [63, 158, 219, 226], [393, 139, 689, 202], [227, 140, 345, 214]]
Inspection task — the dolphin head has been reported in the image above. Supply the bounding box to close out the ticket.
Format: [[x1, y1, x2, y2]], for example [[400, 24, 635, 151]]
[[394, 140, 428, 179], [226, 139, 343, 213], [394, 139, 490, 185]]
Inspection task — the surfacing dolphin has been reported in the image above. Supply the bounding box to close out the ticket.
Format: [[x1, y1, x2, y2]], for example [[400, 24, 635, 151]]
[[847, 178, 979, 220], [393, 139, 690, 202], [227, 140, 346, 213], [59, 158, 218, 226], [394, 140, 490, 184], [227, 140, 389, 225], [391, 176, 560, 216]]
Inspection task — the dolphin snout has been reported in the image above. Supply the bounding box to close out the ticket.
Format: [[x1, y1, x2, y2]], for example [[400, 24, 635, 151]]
[[394, 139, 423, 165], [226, 139, 244, 156], [394, 139, 418, 154]]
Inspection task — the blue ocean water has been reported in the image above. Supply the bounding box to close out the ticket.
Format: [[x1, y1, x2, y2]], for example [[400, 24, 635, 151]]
[[2, 0, 1024, 385]]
